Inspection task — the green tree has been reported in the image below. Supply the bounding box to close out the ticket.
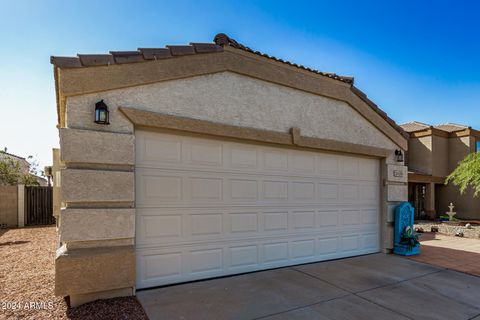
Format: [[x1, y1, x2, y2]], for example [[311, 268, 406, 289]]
[[446, 152, 480, 197], [0, 150, 39, 186]]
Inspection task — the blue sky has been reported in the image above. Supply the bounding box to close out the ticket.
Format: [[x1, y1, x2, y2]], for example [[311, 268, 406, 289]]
[[0, 1, 479, 169]]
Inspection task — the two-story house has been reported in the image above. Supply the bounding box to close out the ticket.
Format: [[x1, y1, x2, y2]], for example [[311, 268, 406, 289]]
[[400, 121, 480, 220]]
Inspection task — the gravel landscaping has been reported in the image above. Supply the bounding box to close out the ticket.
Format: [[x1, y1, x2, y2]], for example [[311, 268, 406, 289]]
[[0, 226, 148, 320], [415, 220, 480, 239]]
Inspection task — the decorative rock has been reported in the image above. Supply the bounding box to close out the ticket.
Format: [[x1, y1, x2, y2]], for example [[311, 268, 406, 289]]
[[455, 231, 464, 237], [415, 221, 480, 239], [431, 226, 439, 233], [466, 223, 472, 229], [415, 227, 424, 233]]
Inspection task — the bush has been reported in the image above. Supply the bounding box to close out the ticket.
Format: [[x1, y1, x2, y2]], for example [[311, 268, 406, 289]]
[[446, 152, 480, 197]]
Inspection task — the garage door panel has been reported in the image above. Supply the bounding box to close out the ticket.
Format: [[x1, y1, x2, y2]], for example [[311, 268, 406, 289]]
[[136, 131, 381, 288], [136, 230, 379, 288], [135, 131, 379, 182], [136, 207, 378, 248], [136, 168, 378, 207]]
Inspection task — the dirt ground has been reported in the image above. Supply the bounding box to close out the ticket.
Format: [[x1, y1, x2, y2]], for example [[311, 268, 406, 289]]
[[0, 226, 148, 320]]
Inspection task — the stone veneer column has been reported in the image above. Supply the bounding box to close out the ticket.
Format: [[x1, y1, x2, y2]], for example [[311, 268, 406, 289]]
[[55, 127, 136, 307], [381, 152, 408, 253]]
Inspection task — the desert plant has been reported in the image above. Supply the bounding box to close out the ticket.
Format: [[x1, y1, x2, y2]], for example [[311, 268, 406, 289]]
[[446, 152, 480, 197], [399, 226, 420, 251]]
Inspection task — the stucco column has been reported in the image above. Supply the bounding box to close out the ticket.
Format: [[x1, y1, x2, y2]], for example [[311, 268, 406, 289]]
[[381, 152, 408, 253], [17, 184, 25, 227], [425, 182, 435, 219], [55, 128, 135, 307]]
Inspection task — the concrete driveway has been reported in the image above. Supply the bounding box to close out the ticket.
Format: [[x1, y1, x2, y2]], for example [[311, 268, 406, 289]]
[[137, 253, 480, 320]]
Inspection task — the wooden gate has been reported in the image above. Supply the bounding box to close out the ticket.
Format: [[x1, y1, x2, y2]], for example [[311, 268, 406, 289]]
[[25, 186, 55, 226]]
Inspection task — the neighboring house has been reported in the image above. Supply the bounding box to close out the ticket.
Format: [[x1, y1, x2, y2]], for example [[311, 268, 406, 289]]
[[51, 33, 408, 306], [0, 151, 48, 186], [400, 121, 480, 220], [0, 151, 30, 174]]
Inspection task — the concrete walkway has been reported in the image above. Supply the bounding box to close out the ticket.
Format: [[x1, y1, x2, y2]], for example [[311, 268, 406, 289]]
[[136, 253, 480, 320], [409, 232, 480, 276]]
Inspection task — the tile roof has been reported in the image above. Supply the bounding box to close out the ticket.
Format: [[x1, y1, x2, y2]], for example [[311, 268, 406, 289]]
[[51, 43, 224, 68], [434, 123, 470, 132], [50, 33, 407, 139], [213, 33, 354, 84], [400, 121, 473, 135], [50, 34, 353, 84], [0, 150, 27, 161], [399, 121, 431, 132]]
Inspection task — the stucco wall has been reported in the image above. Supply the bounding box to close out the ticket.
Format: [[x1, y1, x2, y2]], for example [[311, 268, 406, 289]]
[[65, 72, 397, 150], [448, 136, 472, 173], [407, 136, 432, 175], [437, 184, 480, 220], [0, 186, 18, 228], [432, 135, 449, 177]]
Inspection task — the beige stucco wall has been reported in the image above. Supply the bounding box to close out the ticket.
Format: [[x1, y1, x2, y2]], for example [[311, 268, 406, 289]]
[[0, 186, 18, 228], [60, 208, 135, 242], [65, 72, 397, 150], [61, 169, 134, 204], [448, 136, 472, 173], [60, 128, 134, 166], [407, 136, 432, 174], [437, 184, 480, 220], [52, 148, 63, 223], [432, 135, 449, 177]]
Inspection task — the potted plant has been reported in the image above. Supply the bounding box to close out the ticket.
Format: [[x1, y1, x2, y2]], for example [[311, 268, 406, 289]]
[[399, 226, 420, 252]]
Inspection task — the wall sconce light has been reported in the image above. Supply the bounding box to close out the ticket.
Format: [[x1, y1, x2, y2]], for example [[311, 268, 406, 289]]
[[94, 100, 110, 125], [394, 149, 404, 162]]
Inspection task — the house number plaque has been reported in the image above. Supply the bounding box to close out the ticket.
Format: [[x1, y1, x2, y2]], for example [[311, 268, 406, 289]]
[[393, 170, 403, 178]]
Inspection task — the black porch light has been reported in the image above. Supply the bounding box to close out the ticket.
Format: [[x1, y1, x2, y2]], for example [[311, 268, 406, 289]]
[[394, 149, 404, 162], [94, 100, 110, 125]]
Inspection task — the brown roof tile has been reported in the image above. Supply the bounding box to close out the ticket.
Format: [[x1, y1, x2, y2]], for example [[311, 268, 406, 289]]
[[138, 48, 172, 60], [110, 51, 144, 64], [50, 56, 82, 68], [434, 123, 470, 132], [166, 45, 195, 56], [191, 43, 223, 53], [399, 121, 431, 133], [50, 33, 353, 86], [78, 54, 115, 66]]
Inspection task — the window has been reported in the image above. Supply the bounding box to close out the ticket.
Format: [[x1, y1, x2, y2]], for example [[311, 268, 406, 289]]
[[477, 140, 480, 152]]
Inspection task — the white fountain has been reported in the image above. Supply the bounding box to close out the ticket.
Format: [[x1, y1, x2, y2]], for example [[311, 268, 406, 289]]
[[446, 202, 457, 221]]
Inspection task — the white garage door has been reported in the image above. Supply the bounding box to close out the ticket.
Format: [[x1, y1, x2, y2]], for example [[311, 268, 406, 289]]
[[135, 130, 380, 289]]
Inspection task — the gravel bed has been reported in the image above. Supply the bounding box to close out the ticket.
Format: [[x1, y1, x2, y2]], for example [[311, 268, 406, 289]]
[[414, 220, 480, 239], [0, 226, 148, 320]]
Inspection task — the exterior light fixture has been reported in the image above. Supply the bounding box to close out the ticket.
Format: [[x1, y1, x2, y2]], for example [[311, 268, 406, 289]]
[[94, 100, 110, 125], [395, 149, 404, 162]]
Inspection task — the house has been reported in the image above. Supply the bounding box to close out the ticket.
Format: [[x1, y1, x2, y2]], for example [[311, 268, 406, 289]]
[[0, 150, 48, 186], [0, 151, 31, 175], [50, 33, 408, 306], [400, 121, 480, 220]]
